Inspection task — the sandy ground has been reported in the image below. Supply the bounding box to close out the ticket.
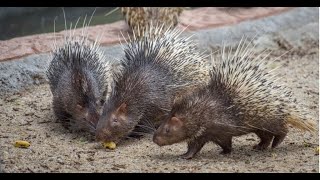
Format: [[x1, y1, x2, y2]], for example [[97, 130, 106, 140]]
[[0, 44, 318, 173]]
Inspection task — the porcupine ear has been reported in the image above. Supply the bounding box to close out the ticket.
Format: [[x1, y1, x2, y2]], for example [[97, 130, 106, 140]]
[[117, 103, 127, 115], [170, 116, 183, 128]]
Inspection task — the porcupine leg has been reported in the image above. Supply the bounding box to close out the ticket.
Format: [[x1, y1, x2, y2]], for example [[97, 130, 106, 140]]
[[253, 130, 274, 150], [272, 134, 286, 148], [180, 136, 207, 159], [272, 127, 288, 148], [53, 101, 72, 129], [58, 113, 72, 129], [213, 136, 232, 154], [128, 126, 145, 139]]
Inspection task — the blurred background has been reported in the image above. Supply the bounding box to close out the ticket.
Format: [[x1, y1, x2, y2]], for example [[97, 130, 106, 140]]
[[0, 7, 204, 40], [0, 7, 123, 40]]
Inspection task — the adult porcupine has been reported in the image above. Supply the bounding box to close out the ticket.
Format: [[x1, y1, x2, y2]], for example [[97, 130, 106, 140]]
[[95, 25, 210, 143], [47, 32, 115, 131], [153, 37, 316, 159], [121, 7, 184, 37]]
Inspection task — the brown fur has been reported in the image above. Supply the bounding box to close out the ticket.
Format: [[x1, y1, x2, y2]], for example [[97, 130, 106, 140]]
[[153, 88, 291, 159], [153, 38, 316, 159], [95, 25, 210, 143]]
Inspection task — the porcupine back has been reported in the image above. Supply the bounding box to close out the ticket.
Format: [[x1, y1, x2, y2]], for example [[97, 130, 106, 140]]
[[47, 37, 108, 93], [95, 25, 210, 141], [47, 34, 114, 130], [208, 37, 316, 132], [123, 24, 210, 95]]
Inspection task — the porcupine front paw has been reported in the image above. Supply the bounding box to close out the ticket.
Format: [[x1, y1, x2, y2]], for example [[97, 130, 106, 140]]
[[180, 138, 206, 159], [180, 151, 197, 160]]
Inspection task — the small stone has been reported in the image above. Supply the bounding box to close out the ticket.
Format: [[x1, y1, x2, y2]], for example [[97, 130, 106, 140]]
[[57, 158, 64, 165], [86, 157, 94, 161], [315, 147, 319, 155], [40, 107, 50, 111], [25, 112, 34, 116]]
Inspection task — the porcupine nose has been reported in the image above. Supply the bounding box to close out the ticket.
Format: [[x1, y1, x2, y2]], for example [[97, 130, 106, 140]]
[[95, 129, 112, 142], [95, 132, 104, 142], [153, 135, 165, 146]]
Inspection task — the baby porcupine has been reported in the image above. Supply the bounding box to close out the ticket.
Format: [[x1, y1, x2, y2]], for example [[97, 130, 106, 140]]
[[95, 25, 210, 143], [121, 7, 184, 37], [47, 35, 115, 131], [153, 37, 316, 159]]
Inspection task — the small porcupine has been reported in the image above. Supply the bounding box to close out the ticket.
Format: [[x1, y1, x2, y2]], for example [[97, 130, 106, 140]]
[[153, 37, 316, 159], [95, 25, 210, 143], [46, 33, 116, 131], [121, 7, 184, 37]]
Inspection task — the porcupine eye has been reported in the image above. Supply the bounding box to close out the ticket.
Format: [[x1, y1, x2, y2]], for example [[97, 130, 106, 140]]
[[111, 118, 119, 128], [165, 127, 169, 133]]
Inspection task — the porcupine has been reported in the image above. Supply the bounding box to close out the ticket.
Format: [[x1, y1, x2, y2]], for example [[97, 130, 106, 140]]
[[95, 25, 210, 143], [153, 37, 316, 159], [121, 7, 184, 37], [46, 16, 118, 132]]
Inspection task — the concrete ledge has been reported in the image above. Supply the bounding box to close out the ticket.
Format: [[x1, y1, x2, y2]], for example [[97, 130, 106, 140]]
[[192, 7, 318, 50], [0, 7, 318, 96]]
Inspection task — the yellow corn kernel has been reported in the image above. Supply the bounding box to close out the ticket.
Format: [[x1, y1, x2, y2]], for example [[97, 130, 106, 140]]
[[14, 140, 30, 148], [103, 142, 116, 150]]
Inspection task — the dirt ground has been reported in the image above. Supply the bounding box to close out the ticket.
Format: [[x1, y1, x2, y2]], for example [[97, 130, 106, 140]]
[[0, 45, 319, 172]]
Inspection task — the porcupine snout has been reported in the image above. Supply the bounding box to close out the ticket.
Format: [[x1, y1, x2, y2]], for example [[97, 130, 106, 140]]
[[153, 135, 166, 146], [95, 128, 112, 142]]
